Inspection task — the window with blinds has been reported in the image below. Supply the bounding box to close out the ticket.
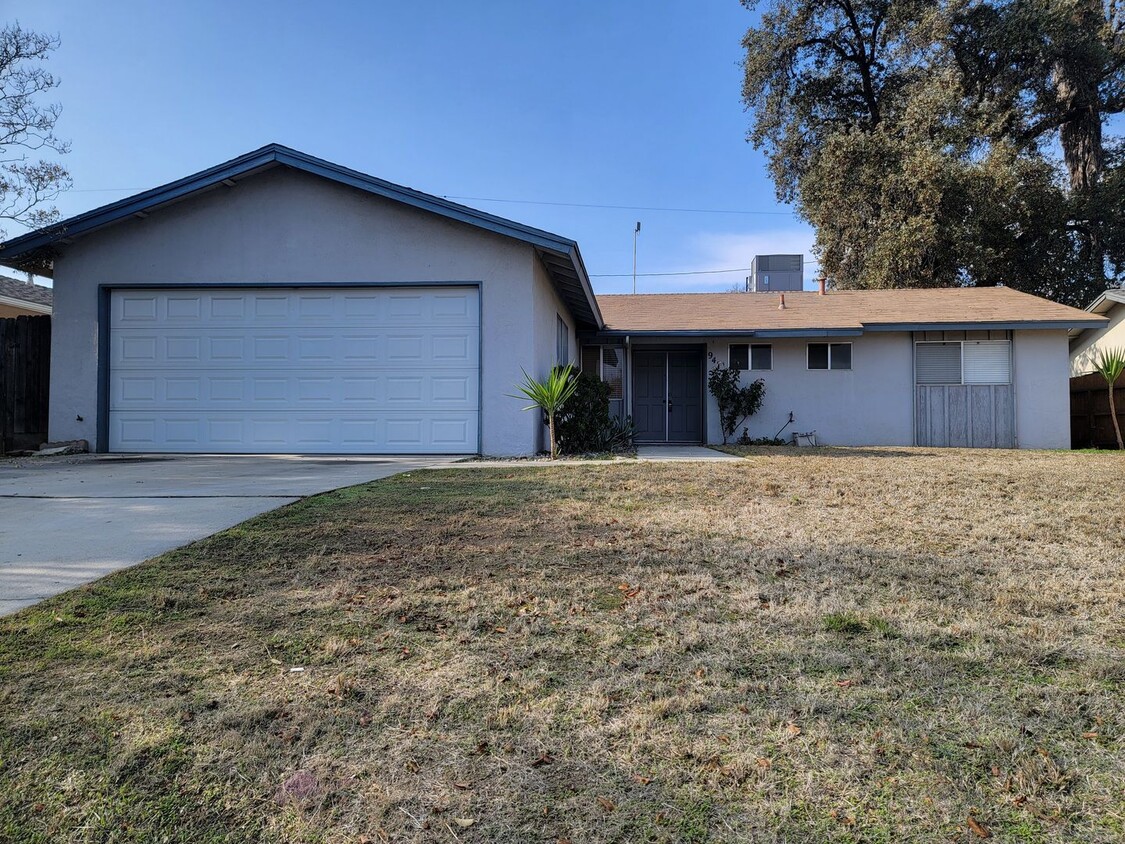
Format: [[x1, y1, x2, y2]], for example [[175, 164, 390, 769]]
[[915, 342, 962, 384], [601, 346, 624, 400], [915, 340, 1010, 385], [963, 341, 1011, 384]]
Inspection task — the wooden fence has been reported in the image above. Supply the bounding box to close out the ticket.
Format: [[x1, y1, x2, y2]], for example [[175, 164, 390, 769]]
[[1070, 371, 1125, 449], [0, 315, 51, 453]]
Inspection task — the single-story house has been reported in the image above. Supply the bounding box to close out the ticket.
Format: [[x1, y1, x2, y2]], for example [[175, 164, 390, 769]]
[[0, 144, 1106, 455], [0, 275, 53, 317], [1069, 289, 1125, 376]]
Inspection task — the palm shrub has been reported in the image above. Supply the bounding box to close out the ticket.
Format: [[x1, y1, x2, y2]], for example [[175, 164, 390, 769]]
[[707, 360, 765, 445], [510, 364, 579, 459], [1094, 347, 1125, 450]]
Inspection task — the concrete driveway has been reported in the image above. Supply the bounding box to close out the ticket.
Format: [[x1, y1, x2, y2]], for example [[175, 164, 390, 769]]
[[0, 454, 449, 615]]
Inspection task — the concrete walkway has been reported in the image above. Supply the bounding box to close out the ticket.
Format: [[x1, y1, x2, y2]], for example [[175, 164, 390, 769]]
[[0, 454, 448, 615], [635, 445, 743, 461]]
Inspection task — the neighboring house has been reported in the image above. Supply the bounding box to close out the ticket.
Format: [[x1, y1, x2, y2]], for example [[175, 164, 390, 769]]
[[1069, 289, 1125, 375], [0, 145, 1106, 455], [0, 275, 52, 318]]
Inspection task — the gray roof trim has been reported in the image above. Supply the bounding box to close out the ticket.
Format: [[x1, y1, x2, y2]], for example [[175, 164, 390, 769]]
[[580, 328, 865, 341], [865, 319, 1107, 332], [0, 143, 603, 329]]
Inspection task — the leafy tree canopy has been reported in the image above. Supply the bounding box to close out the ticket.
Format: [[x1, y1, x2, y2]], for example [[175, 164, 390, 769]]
[[742, 0, 1125, 306], [0, 22, 70, 240]]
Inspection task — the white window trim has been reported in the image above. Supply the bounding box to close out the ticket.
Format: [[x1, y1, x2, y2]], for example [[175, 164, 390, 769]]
[[556, 314, 569, 365], [729, 343, 773, 371], [807, 342, 852, 371]]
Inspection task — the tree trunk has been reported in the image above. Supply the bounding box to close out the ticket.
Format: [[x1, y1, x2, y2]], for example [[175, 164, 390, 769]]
[[1110, 383, 1124, 450], [548, 413, 557, 459], [1054, 0, 1106, 193]]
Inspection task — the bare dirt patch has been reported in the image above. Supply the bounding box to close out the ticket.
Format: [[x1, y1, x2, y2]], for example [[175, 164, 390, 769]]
[[1, 449, 1122, 842]]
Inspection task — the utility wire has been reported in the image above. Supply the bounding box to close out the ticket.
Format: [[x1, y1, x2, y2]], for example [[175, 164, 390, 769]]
[[441, 195, 795, 215], [64, 187, 796, 217], [592, 259, 819, 278]]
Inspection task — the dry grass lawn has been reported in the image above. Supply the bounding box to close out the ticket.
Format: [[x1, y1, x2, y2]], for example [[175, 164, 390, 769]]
[[1, 447, 1123, 843]]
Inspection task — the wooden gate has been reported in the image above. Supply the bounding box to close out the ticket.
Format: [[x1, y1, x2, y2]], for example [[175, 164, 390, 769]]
[[915, 384, 1015, 448], [1070, 372, 1125, 449], [0, 315, 50, 453]]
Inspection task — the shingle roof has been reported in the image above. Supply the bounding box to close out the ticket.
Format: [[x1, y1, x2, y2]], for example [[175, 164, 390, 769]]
[[0, 275, 52, 309], [595, 287, 1105, 334]]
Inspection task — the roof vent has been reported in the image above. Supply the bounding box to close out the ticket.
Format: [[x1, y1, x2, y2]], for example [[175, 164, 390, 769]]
[[778, 293, 786, 310]]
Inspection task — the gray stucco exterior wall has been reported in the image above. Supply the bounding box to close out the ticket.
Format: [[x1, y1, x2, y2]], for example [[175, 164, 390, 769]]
[[1013, 330, 1071, 449], [682, 329, 1070, 449], [699, 333, 915, 446], [47, 167, 569, 456]]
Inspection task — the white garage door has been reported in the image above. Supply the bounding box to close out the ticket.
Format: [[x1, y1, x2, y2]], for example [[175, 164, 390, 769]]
[[109, 287, 479, 454]]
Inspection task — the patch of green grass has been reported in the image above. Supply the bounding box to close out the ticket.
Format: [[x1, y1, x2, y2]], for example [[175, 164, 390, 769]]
[[823, 612, 868, 634]]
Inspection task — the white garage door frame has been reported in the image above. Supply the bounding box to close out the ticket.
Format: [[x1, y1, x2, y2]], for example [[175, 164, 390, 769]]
[[96, 281, 483, 454]]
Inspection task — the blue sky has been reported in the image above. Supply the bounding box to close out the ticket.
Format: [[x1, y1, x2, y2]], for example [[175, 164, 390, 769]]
[[7, 0, 815, 293]]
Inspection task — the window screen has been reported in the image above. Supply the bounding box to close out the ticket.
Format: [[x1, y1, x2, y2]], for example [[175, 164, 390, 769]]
[[729, 344, 749, 371], [556, 315, 569, 365], [601, 346, 624, 400], [751, 344, 772, 370], [581, 345, 600, 374], [808, 343, 829, 369], [830, 343, 851, 370], [915, 342, 962, 384], [963, 341, 1011, 384]]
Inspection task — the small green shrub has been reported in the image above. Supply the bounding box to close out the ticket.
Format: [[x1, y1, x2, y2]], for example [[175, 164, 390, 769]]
[[556, 370, 636, 455], [707, 357, 765, 445], [555, 370, 610, 453]]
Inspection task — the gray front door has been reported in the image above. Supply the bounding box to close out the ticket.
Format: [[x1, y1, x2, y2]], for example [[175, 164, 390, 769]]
[[632, 350, 703, 443]]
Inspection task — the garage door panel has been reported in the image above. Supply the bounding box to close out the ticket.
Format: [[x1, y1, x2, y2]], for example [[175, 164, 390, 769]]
[[113, 332, 479, 369], [112, 371, 478, 410], [109, 411, 478, 453], [115, 289, 481, 327], [109, 287, 479, 453]]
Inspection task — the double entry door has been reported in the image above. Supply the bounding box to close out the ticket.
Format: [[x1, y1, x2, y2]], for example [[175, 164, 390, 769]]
[[633, 350, 704, 443]]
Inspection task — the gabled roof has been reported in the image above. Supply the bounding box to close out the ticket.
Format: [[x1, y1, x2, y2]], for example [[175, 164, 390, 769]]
[[1083, 288, 1125, 316], [1069, 288, 1125, 339], [0, 143, 602, 329], [593, 287, 1107, 337], [0, 274, 52, 314]]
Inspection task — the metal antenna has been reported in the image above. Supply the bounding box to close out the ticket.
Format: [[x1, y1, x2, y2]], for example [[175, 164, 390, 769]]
[[632, 222, 641, 293]]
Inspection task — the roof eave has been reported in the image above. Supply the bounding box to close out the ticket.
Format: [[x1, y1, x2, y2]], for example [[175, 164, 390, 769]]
[[0, 294, 51, 314], [581, 327, 864, 340], [865, 319, 1108, 332], [0, 145, 604, 329]]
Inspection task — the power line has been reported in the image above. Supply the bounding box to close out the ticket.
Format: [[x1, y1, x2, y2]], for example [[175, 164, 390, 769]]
[[592, 259, 819, 278], [441, 195, 795, 216], [62, 187, 797, 217], [593, 266, 751, 278]]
